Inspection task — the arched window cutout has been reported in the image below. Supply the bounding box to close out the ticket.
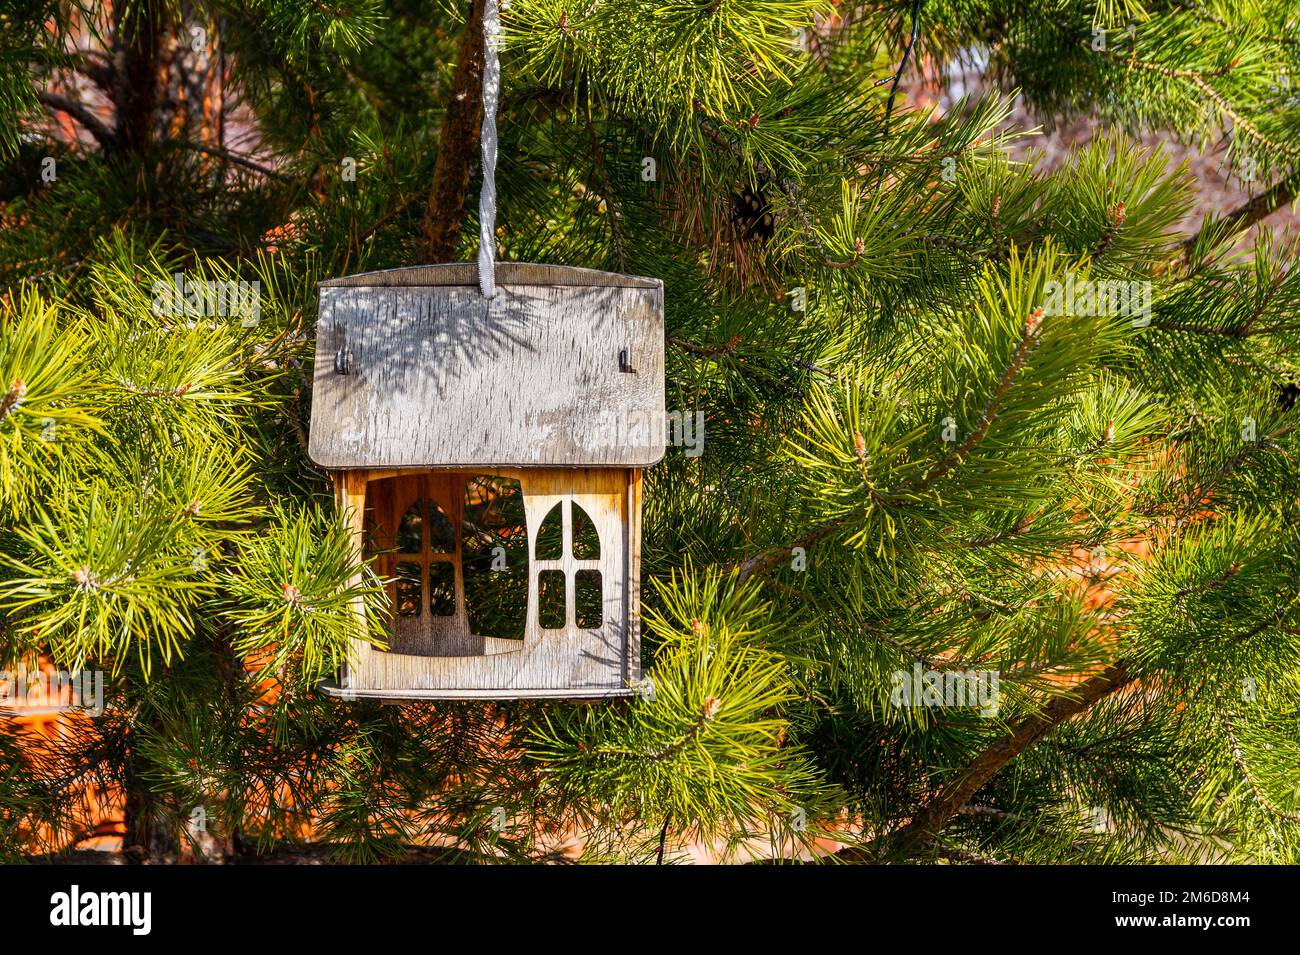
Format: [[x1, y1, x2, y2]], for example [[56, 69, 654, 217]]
[[396, 501, 423, 554], [429, 505, 456, 554], [462, 476, 528, 642], [429, 562, 456, 616], [575, 569, 602, 628], [538, 570, 566, 630], [397, 500, 455, 556], [535, 502, 563, 560], [572, 503, 600, 559], [395, 562, 421, 617]]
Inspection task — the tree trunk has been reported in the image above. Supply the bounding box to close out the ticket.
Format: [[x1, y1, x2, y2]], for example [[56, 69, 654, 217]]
[[122, 768, 179, 864], [421, 0, 488, 262], [112, 2, 163, 155]]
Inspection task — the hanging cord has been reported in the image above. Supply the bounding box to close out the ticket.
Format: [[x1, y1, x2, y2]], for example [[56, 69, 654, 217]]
[[478, 0, 501, 298]]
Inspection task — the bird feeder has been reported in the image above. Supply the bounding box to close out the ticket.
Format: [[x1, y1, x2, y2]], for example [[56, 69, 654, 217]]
[[309, 263, 664, 700]]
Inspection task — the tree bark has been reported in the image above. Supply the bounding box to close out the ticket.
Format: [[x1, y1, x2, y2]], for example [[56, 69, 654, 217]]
[[122, 750, 179, 864], [111, 2, 164, 154], [421, 0, 488, 262]]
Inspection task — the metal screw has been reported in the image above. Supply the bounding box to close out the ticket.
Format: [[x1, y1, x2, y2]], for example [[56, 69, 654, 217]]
[[335, 346, 354, 375]]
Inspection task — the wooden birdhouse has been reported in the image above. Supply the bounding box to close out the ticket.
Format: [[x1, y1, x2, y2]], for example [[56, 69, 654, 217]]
[[308, 263, 664, 700]]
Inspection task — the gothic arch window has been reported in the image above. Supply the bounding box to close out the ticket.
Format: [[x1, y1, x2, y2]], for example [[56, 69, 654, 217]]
[[533, 500, 604, 631]]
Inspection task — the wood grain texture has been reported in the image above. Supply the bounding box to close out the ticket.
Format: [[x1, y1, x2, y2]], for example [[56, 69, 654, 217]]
[[328, 467, 641, 699], [320, 262, 661, 289], [309, 263, 666, 469]]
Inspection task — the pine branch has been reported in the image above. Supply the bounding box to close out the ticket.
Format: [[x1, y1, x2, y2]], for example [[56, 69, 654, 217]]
[[736, 307, 1045, 583], [1221, 710, 1300, 823], [963, 514, 1034, 548], [926, 841, 1007, 865], [1172, 421, 1300, 525], [1173, 560, 1241, 612], [1119, 55, 1300, 161], [590, 697, 722, 764], [899, 305, 1045, 496], [34, 91, 117, 149], [692, 100, 863, 269], [0, 379, 27, 427], [844, 660, 1135, 861], [62, 49, 118, 95], [667, 335, 742, 358], [1091, 201, 1127, 261], [1179, 168, 1300, 261], [734, 520, 842, 584], [165, 141, 290, 181]]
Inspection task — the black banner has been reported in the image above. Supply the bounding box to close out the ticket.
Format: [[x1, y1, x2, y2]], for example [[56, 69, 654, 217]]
[[0, 862, 1276, 942]]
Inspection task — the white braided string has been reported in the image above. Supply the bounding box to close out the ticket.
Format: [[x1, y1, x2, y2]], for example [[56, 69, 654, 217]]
[[478, 0, 501, 299]]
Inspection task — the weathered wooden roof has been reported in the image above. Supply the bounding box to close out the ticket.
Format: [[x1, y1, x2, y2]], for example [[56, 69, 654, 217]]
[[308, 263, 666, 468], [319, 262, 661, 289]]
